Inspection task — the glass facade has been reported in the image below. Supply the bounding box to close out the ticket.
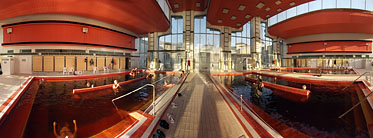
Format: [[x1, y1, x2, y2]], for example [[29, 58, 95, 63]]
[[138, 37, 148, 69], [261, 22, 274, 68], [193, 16, 220, 71], [158, 16, 184, 70], [269, 0, 373, 26]]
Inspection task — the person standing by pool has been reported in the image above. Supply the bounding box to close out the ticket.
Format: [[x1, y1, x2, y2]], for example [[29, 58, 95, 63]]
[[112, 80, 121, 95], [53, 120, 77, 138]]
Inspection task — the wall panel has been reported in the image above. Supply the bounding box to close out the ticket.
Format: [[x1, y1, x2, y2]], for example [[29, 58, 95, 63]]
[[77, 56, 87, 71], [65, 56, 75, 69], [32, 56, 43, 72], [87, 57, 96, 71], [97, 57, 105, 70], [54, 56, 65, 72], [43, 56, 54, 72]]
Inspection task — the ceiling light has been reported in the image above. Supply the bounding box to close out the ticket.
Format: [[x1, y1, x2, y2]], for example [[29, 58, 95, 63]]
[[277, 9, 282, 12], [275, 1, 282, 5], [265, 8, 271, 11], [174, 4, 179, 9], [222, 8, 229, 14], [196, 2, 200, 7], [236, 23, 242, 26], [256, 2, 265, 9], [289, 2, 295, 6], [266, 15, 270, 18], [231, 16, 237, 20], [217, 20, 222, 23], [245, 14, 251, 18], [238, 5, 246, 11]]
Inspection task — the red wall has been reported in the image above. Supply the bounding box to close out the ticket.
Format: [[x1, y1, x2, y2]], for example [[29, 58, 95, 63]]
[[268, 9, 373, 39], [288, 41, 372, 54], [3, 22, 136, 50]]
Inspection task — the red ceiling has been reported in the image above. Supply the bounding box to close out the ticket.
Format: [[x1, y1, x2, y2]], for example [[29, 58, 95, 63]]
[[0, 0, 169, 35], [207, 0, 313, 29], [168, 0, 208, 13], [268, 9, 373, 39]]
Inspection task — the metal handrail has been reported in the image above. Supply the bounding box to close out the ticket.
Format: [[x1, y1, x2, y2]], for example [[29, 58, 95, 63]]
[[212, 76, 278, 134], [111, 75, 171, 118], [341, 72, 369, 91]]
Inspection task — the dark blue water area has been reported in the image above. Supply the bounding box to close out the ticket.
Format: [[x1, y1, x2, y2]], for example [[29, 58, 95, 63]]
[[217, 75, 370, 138]]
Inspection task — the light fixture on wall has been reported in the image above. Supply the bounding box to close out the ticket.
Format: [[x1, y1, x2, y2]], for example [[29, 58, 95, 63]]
[[82, 27, 88, 33], [7, 28, 12, 34], [367, 43, 370, 46], [324, 42, 327, 46]]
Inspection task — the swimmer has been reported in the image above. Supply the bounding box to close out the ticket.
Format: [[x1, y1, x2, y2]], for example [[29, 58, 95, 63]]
[[146, 73, 154, 80], [86, 81, 91, 88], [53, 120, 77, 138], [112, 80, 121, 95], [163, 80, 175, 88], [39, 78, 45, 88], [179, 70, 185, 79]]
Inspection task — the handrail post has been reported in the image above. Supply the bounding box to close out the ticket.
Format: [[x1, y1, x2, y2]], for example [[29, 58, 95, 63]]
[[152, 84, 156, 115], [240, 95, 243, 111]]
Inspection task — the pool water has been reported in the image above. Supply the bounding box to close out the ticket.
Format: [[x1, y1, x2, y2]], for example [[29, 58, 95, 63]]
[[18, 73, 179, 138], [218, 75, 372, 138]]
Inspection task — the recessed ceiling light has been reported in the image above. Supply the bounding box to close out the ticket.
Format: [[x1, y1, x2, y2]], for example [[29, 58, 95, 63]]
[[275, 1, 282, 5], [236, 23, 242, 26], [217, 20, 222, 23], [245, 14, 251, 18], [231, 16, 237, 20], [196, 2, 200, 7], [266, 15, 270, 18], [174, 4, 179, 9], [222, 8, 229, 14], [289, 2, 295, 6], [265, 8, 271, 11], [238, 5, 246, 11], [277, 9, 282, 12], [256, 2, 265, 9]]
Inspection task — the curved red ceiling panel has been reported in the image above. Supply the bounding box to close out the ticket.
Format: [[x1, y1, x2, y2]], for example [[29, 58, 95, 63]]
[[0, 0, 170, 35], [268, 9, 373, 39], [207, 0, 313, 28], [168, 0, 208, 13]]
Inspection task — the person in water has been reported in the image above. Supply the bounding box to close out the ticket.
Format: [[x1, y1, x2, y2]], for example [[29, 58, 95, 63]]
[[112, 80, 121, 95], [146, 73, 154, 80], [53, 120, 77, 138], [164, 80, 175, 88], [179, 70, 185, 79]]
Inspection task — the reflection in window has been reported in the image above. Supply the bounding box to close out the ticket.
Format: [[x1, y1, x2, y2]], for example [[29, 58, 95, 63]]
[[157, 16, 184, 70], [231, 22, 250, 55], [193, 16, 220, 70]]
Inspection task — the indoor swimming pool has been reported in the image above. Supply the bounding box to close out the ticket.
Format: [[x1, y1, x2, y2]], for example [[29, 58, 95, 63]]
[[217, 74, 372, 138], [0, 72, 180, 138]]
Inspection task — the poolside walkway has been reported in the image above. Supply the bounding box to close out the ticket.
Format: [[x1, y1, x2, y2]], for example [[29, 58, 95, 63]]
[[152, 72, 248, 138], [0, 75, 29, 118]]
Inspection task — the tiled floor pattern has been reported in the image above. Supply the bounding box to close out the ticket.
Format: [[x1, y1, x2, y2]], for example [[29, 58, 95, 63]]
[[153, 73, 248, 138]]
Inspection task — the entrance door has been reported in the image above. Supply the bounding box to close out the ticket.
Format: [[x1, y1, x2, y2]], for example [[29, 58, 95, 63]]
[[125, 58, 130, 69], [199, 52, 211, 71]]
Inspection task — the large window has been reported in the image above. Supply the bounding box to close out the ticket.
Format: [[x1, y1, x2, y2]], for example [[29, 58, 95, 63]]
[[138, 37, 148, 68], [261, 22, 273, 67], [194, 16, 220, 70], [158, 16, 184, 70], [231, 22, 250, 54], [269, 0, 373, 26]]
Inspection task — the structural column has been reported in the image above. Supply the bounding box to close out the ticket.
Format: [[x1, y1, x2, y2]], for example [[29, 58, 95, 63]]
[[272, 37, 281, 67], [148, 32, 159, 69], [250, 17, 262, 69], [184, 11, 193, 71], [220, 27, 231, 71]]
